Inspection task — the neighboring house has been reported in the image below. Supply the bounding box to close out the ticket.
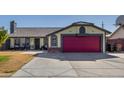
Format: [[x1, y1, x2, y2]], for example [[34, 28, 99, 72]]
[[108, 25, 124, 51], [9, 21, 110, 53]]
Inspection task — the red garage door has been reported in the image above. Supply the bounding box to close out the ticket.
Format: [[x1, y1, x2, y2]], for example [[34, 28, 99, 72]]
[[63, 36, 101, 52]]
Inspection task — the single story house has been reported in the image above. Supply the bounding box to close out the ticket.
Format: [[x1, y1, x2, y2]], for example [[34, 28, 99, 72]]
[[9, 21, 61, 50], [108, 25, 124, 51], [9, 21, 111, 52]]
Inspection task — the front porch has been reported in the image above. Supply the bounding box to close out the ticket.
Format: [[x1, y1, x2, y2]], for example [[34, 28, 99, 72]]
[[9, 37, 47, 50]]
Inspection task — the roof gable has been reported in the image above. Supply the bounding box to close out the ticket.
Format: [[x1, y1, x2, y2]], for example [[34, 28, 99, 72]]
[[47, 22, 111, 36], [109, 26, 124, 39]]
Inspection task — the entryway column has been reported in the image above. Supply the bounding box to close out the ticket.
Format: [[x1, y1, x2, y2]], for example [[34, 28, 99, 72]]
[[10, 38, 14, 48], [30, 38, 35, 49]]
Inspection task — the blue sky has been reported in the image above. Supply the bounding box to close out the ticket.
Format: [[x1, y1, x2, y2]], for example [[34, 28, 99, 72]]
[[0, 15, 118, 32]]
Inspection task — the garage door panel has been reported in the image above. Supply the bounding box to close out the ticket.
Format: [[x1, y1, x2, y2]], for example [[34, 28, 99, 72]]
[[63, 36, 101, 52]]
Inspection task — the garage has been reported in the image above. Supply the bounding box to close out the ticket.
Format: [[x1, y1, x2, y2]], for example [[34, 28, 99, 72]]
[[63, 35, 101, 52], [47, 21, 111, 53]]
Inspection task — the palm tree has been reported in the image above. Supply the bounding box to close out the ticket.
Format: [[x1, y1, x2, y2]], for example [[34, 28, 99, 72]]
[[0, 30, 8, 48]]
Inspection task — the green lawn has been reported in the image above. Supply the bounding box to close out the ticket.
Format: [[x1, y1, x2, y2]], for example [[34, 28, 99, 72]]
[[0, 56, 9, 62]]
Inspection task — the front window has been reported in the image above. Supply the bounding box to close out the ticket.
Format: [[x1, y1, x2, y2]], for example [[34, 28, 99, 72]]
[[14, 38, 20, 46], [51, 34, 57, 47]]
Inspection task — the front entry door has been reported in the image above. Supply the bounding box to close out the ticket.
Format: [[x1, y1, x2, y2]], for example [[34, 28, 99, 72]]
[[35, 38, 40, 50]]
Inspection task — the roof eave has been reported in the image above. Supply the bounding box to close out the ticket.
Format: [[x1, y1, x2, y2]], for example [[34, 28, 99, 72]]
[[109, 26, 122, 38], [92, 25, 111, 34], [9, 36, 45, 38], [47, 24, 111, 36]]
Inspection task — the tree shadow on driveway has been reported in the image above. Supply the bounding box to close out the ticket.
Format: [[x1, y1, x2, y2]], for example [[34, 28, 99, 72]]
[[35, 53, 119, 61]]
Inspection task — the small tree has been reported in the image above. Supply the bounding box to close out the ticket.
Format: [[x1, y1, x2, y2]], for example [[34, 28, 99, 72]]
[[0, 30, 8, 48]]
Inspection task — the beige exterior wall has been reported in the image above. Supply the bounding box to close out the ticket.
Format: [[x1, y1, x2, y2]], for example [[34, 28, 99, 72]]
[[48, 26, 106, 52], [85, 26, 105, 34], [10, 38, 14, 48], [109, 27, 124, 39], [48, 36, 51, 48], [30, 38, 35, 49], [40, 38, 44, 48]]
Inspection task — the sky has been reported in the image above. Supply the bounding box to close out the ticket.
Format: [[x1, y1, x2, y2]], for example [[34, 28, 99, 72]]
[[0, 15, 119, 32]]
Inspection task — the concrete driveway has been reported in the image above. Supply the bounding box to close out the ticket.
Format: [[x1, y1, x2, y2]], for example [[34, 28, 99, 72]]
[[12, 52, 124, 77]]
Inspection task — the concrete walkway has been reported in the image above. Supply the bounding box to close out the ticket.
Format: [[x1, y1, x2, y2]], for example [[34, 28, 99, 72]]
[[12, 53, 124, 77], [20, 50, 46, 55]]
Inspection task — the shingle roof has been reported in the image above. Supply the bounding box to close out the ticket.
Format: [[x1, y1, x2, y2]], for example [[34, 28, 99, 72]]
[[9, 21, 111, 38], [9, 27, 61, 37]]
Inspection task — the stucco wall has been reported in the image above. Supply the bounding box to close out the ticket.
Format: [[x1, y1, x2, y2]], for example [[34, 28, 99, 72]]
[[30, 38, 35, 49], [10, 38, 14, 48], [48, 25, 106, 52], [40, 38, 44, 48], [48, 36, 51, 48]]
